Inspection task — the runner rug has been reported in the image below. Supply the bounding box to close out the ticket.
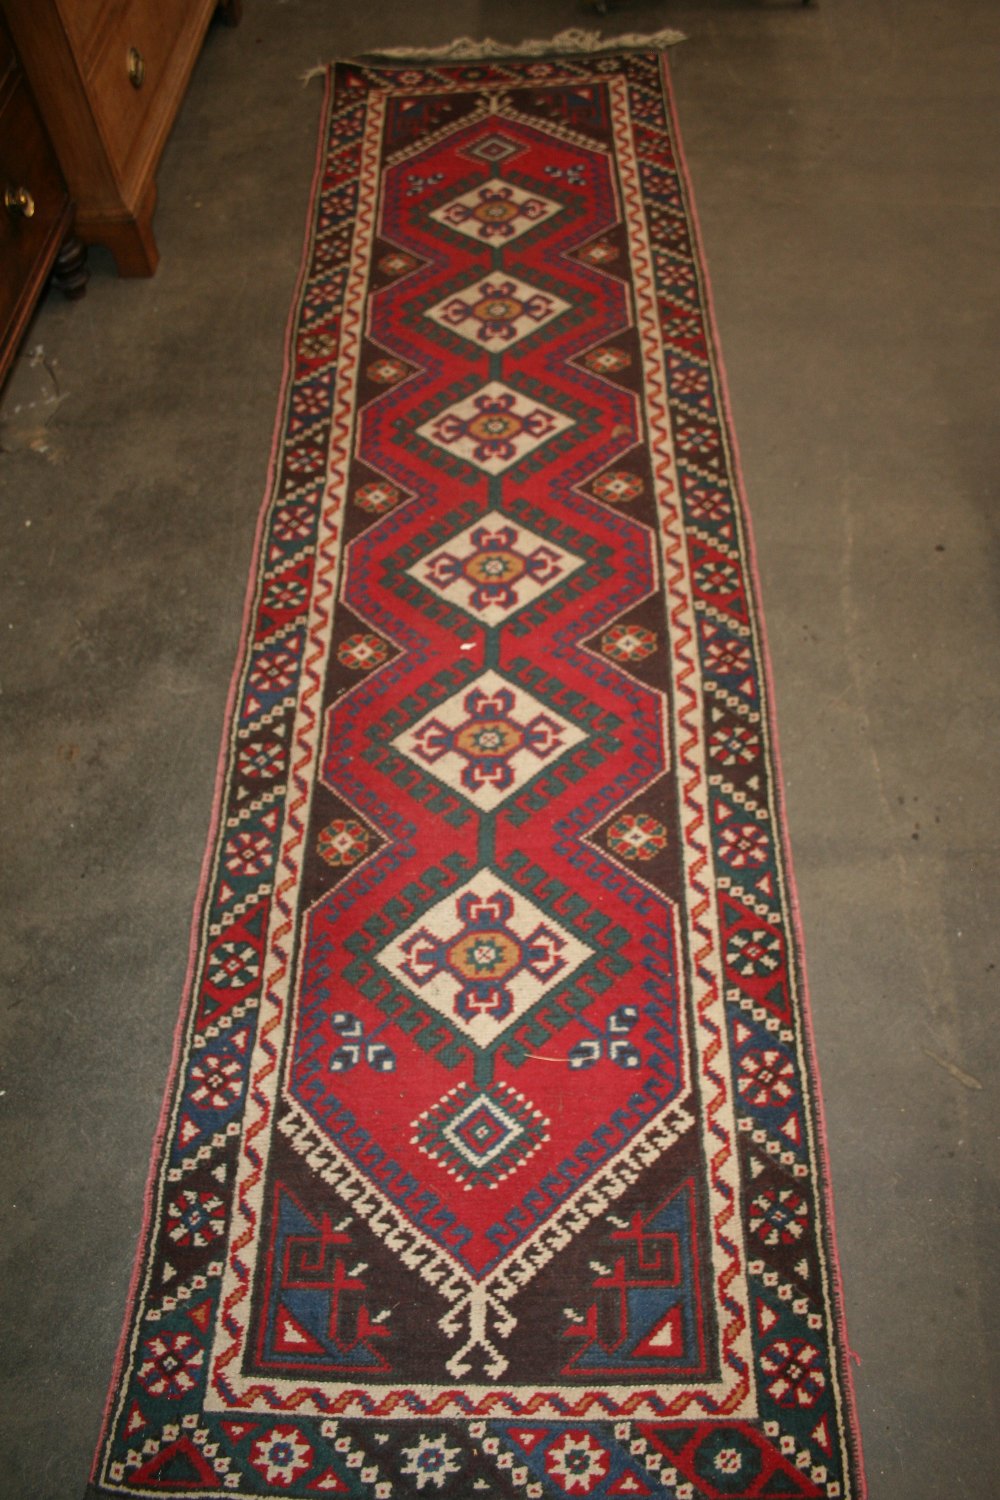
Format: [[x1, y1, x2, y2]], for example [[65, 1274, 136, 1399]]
[[88, 40, 865, 1500]]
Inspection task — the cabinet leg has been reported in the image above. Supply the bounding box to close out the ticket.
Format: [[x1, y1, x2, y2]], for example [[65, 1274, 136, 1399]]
[[82, 182, 160, 276], [102, 218, 159, 277], [51, 234, 90, 300], [103, 223, 158, 280], [216, 0, 242, 25]]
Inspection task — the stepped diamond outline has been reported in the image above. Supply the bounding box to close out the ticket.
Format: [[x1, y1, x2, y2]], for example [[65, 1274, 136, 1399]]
[[426, 273, 570, 352], [416, 381, 574, 476], [411, 1080, 550, 1190], [460, 134, 525, 165], [376, 870, 594, 1050], [391, 668, 587, 811], [405, 509, 585, 626], [429, 178, 562, 243]]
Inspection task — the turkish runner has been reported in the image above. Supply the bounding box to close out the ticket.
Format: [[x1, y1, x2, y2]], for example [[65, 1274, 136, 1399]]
[[88, 45, 865, 1500]]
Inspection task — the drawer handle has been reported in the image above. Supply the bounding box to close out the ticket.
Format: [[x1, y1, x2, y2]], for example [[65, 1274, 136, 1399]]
[[4, 185, 36, 219], [128, 47, 145, 88]]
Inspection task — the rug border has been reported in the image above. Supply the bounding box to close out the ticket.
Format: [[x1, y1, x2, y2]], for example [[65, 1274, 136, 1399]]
[[656, 50, 868, 1496], [85, 67, 337, 1494], [84, 45, 868, 1497]]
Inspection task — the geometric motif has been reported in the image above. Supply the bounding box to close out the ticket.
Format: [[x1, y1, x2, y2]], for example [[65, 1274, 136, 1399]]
[[576, 235, 619, 269], [164, 1188, 225, 1248], [749, 1185, 810, 1248], [461, 134, 523, 164], [544, 1431, 611, 1494], [560, 1179, 710, 1380], [429, 177, 561, 242], [256, 1185, 393, 1376], [405, 509, 585, 625], [375, 870, 594, 1049], [317, 817, 370, 866], [367, 354, 411, 385], [392, 668, 587, 809], [589, 468, 644, 504], [355, 478, 403, 514], [416, 380, 573, 474], [581, 344, 631, 376], [411, 1080, 549, 1188], [399, 1434, 463, 1490], [761, 1339, 827, 1410], [136, 1332, 203, 1399], [602, 621, 657, 662], [607, 811, 669, 861], [426, 273, 569, 351], [337, 632, 391, 670], [248, 1428, 313, 1488]]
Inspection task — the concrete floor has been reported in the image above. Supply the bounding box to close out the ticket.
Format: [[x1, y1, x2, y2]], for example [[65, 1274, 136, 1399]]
[[1, 1, 997, 1496]]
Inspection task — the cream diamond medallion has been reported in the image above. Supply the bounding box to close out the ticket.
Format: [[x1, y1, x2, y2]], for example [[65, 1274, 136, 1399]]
[[392, 669, 587, 811], [426, 275, 570, 352], [406, 509, 585, 626], [429, 178, 561, 243], [416, 382, 573, 476], [377, 871, 593, 1049]]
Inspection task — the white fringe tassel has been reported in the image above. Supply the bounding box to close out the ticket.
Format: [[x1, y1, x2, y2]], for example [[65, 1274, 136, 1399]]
[[300, 27, 685, 86], [364, 27, 686, 62]]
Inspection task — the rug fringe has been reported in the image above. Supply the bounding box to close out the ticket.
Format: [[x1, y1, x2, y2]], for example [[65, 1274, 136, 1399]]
[[361, 27, 686, 63]]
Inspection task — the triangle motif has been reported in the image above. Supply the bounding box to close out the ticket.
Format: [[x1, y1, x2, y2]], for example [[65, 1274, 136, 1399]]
[[130, 1436, 217, 1488], [811, 1415, 833, 1455], [631, 1304, 684, 1359], [274, 1304, 327, 1356], [187, 1298, 213, 1332], [124, 1401, 147, 1436], [310, 1470, 351, 1493], [508, 1427, 549, 1452], [756, 1298, 779, 1335], [607, 1471, 652, 1495], [220, 1421, 258, 1443]]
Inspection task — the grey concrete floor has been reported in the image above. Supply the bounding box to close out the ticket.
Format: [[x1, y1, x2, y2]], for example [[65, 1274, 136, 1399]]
[[1, 1, 998, 1496]]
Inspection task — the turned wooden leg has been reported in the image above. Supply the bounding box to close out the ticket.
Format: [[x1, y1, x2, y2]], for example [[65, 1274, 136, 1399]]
[[51, 233, 90, 300]]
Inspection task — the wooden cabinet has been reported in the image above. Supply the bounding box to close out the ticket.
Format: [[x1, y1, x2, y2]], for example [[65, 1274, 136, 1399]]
[[0, 14, 87, 388], [1, 0, 240, 276]]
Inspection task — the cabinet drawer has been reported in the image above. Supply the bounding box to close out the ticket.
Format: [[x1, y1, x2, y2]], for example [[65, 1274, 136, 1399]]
[[2, 0, 222, 275], [85, 0, 191, 181], [0, 74, 70, 346]]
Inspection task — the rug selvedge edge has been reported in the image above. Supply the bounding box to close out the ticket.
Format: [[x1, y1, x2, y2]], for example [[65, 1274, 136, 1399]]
[[654, 51, 868, 1496]]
